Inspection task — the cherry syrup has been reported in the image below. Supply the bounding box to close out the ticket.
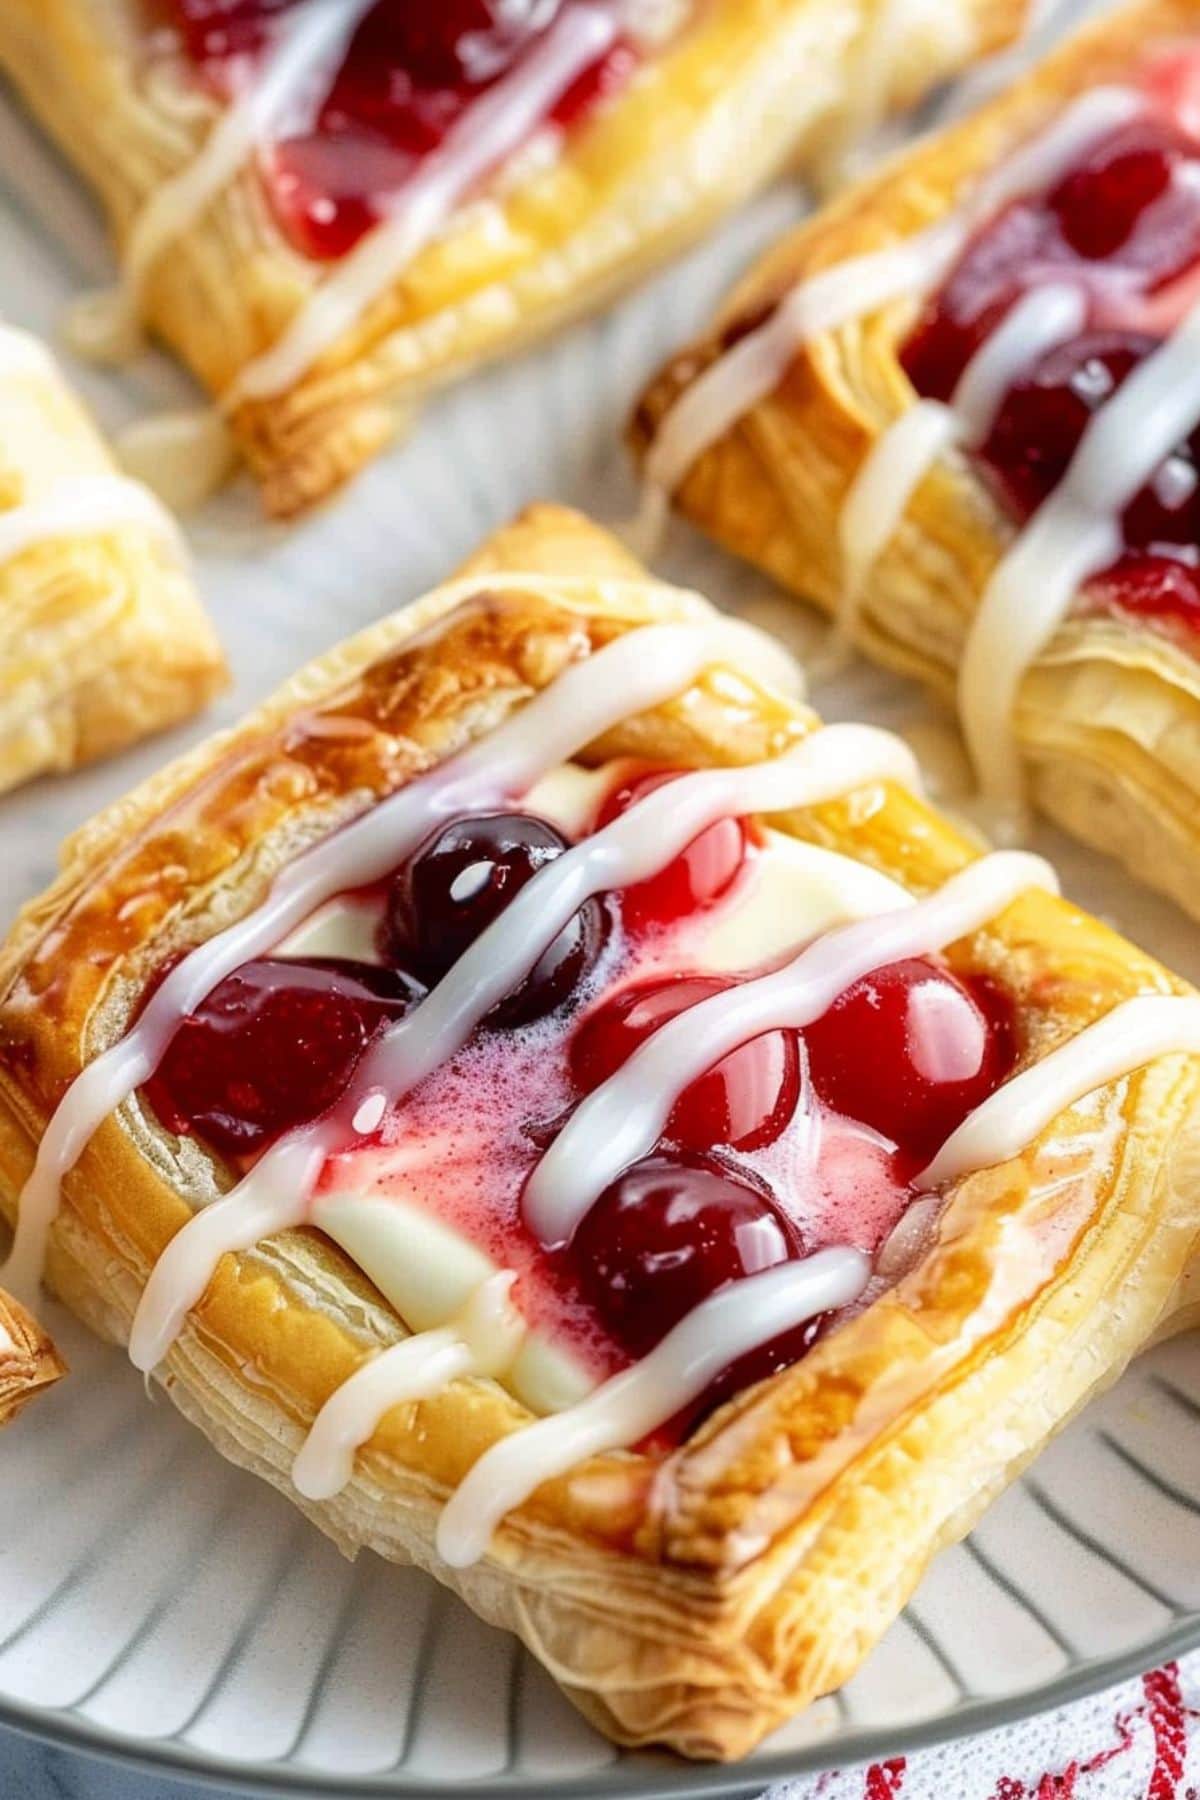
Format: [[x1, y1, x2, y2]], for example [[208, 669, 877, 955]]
[[166, 0, 637, 260], [900, 90, 1200, 639]]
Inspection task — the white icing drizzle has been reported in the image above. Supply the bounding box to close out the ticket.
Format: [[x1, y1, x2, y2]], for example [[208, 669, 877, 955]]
[[641, 86, 1143, 502], [129, 1135, 322, 1372], [292, 1271, 524, 1501], [959, 293, 1200, 823], [0, 473, 188, 573], [224, 4, 618, 406], [833, 284, 1088, 645], [65, 0, 377, 361], [835, 398, 959, 645], [2, 592, 793, 1303], [952, 285, 1088, 448], [435, 1248, 870, 1567], [349, 724, 918, 1119], [522, 850, 1056, 1248], [919, 995, 1200, 1187]]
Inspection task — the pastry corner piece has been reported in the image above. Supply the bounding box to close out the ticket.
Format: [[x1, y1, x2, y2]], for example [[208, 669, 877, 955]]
[[631, 0, 1200, 926], [2, 502, 1200, 1761], [0, 322, 226, 795], [0, 2, 1028, 518], [0, 1288, 66, 1426]]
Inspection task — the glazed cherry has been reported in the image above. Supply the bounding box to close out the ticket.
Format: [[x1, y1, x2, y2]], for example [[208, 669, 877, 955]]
[[144, 956, 423, 1157], [381, 812, 609, 1024], [980, 331, 1200, 552], [804, 958, 1015, 1163], [901, 118, 1200, 401], [1045, 119, 1184, 263], [1089, 549, 1200, 631], [570, 974, 800, 1153], [596, 769, 749, 933], [570, 1154, 802, 1357]]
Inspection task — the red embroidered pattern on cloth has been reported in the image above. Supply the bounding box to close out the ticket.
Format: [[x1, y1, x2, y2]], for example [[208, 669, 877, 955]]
[[768, 1658, 1200, 1799]]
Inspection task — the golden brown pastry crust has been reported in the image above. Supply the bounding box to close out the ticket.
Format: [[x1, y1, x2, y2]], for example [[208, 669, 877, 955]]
[[631, 0, 1200, 928], [0, 330, 227, 793], [0, 0, 1026, 516], [1, 503, 1198, 1760], [0, 1288, 66, 1425]]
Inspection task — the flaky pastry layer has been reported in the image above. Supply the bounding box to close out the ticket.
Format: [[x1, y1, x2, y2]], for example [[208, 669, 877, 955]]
[[0, 1287, 65, 1426], [1, 505, 1198, 1759], [631, 0, 1200, 928], [0, 332, 226, 793], [0, 0, 1023, 515]]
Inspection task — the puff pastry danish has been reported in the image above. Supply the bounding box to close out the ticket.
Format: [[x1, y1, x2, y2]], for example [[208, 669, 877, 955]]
[[0, 321, 226, 794], [3, 504, 1200, 1761], [0, 1287, 64, 1426], [0, 0, 1026, 516], [632, 0, 1200, 927]]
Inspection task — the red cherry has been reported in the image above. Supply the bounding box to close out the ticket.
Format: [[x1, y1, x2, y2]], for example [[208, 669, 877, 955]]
[[267, 135, 419, 263], [570, 1154, 802, 1357], [980, 331, 1200, 555], [595, 769, 749, 933], [1046, 123, 1177, 261], [144, 957, 423, 1157], [1089, 549, 1200, 631], [804, 958, 1015, 1163], [902, 118, 1200, 402], [381, 812, 610, 1025], [364, 0, 563, 89], [570, 975, 800, 1153]]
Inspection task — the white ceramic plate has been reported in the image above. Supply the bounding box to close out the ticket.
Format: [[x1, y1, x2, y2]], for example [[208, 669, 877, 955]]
[[2, 29, 1200, 1795]]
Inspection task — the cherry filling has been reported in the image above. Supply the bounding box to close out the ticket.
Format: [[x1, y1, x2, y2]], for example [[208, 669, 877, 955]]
[[569, 1154, 803, 1356], [900, 102, 1200, 639], [595, 768, 750, 933], [380, 810, 610, 1024], [570, 974, 800, 1153], [165, 0, 638, 260], [977, 331, 1200, 550], [145, 956, 423, 1156], [803, 959, 1015, 1168], [901, 116, 1200, 403], [143, 803, 1019, 1429]]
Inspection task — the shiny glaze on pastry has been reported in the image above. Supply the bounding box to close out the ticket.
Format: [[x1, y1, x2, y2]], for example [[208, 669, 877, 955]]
[[2, 505, 1200, 1759], [0, 320, 226, 794], [633, 0, 1200, 922], [0, 0, 1026, 514]]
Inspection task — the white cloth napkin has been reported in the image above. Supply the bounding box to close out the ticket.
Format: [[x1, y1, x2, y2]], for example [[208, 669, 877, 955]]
[[767, 1654, 1200, 1798]]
